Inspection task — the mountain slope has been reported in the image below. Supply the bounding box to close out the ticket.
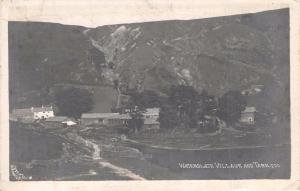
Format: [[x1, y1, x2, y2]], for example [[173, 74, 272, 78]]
[[9, 8, 289, 112], [85, 8, 288, 95]]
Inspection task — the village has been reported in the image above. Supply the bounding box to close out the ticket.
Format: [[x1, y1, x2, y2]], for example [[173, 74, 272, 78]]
[[10, 92, 289, 181], [8, 95, 265, 180], [10, 106, 161, 129], [9, 79, 265, 133], [8, 82, 270, 160], [10, 101, 257, 133], [8, 77, 268, 150]]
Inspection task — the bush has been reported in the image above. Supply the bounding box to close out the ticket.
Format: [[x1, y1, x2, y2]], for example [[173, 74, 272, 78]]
[[54, 88, 94, 118]]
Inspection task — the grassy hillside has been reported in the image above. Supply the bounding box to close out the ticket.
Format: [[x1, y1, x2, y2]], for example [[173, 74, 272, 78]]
[[9, 9, 289, 115]]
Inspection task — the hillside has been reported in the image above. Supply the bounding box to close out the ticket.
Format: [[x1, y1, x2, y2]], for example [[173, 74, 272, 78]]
[[9, 8, 289, 113]]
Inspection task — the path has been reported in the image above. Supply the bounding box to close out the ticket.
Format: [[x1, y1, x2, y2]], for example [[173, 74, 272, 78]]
[[86, 138, 145, 180]]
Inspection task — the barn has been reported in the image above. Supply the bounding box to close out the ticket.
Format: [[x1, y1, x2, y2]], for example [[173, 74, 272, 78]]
[[240, 106, 256, 125]]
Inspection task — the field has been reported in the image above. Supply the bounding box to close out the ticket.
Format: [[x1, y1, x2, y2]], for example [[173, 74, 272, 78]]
[[10, 121, 290, 180]]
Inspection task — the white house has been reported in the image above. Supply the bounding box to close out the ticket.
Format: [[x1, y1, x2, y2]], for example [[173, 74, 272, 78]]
[[143, 108, 160, 129], [240, 106, 256, 125], [11, 106, 54, 122], [32, 106, 54, 120]]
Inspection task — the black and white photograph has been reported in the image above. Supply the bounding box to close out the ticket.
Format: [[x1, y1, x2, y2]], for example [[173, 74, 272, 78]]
[[8, 8, 291, 181]]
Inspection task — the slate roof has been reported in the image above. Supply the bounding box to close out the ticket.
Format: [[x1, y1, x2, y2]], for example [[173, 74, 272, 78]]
[[108, 114, 131, 120], [144, 108, 160, 115], [32, 107, 53, 112], [81, 113, 121, 119], [12, 107, 53, 114], [81, 108, 160, 125], [12, 108, 33, 116], [242, 106, 256, 113], [45, 116, 69, 122]]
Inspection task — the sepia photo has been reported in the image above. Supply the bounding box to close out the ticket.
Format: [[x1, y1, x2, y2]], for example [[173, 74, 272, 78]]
[[0, 0, 300, 190], [8, 8, 290, 181]]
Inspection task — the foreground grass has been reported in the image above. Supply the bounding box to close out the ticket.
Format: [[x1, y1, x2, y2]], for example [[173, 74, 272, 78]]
[[126, 126, 289, 150]]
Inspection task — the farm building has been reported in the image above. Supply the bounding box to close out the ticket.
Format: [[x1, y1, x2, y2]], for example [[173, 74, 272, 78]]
[[240, 106, 256, 125], [81, 107, 160, 129], [81, 113, 130, 126], [45, 116, 77, 128], [11, 106, 54, 123], [143, 108, 160, 129]]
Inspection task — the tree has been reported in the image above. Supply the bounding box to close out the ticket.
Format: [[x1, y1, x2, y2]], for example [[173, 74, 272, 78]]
[[188, 89, 218, 129], [159, 86, 219, 130], [125, 89, 164, 131], [158, 101, 181, 129], [200, 90, 218, 115], [127, 90, 162, 108], [218, 90, 246, 124], [167, 85, 200, 127], [127, 106, 145, 133], [54, 88, 94, 118]]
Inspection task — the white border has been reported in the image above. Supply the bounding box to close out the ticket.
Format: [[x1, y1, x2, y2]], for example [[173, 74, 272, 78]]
[[0, 0, 299, 190]]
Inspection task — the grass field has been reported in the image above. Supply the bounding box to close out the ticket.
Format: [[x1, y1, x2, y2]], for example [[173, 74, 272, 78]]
[[90, 86, 118, 113]]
